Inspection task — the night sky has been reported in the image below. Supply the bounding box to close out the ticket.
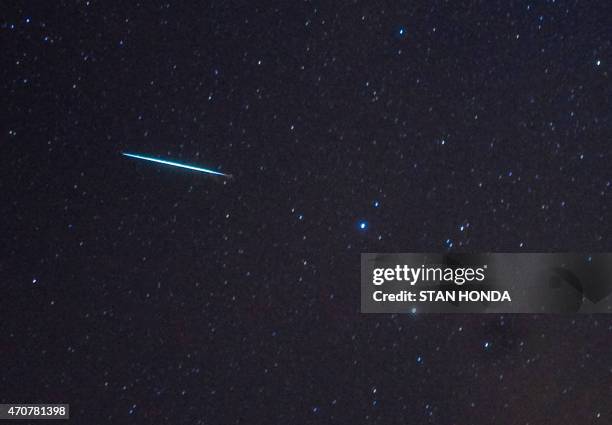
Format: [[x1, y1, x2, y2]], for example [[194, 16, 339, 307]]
[[3, 1, 612, 423]]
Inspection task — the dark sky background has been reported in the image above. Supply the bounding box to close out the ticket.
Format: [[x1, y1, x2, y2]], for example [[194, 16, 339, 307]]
[[2, 0, 612, 423]]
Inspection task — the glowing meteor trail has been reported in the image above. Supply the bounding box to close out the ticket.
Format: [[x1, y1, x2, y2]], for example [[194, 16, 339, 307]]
[[122, 152, 229, 177]]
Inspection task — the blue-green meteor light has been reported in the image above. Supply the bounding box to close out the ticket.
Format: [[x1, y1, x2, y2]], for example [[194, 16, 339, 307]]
[[122, 152, 229, 177]]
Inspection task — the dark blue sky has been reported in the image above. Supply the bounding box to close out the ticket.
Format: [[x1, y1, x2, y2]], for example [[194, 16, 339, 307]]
[[2, 1, 612, 423]]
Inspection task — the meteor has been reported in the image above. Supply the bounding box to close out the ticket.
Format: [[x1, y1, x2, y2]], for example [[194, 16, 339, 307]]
[[122, 152, 230, 177]]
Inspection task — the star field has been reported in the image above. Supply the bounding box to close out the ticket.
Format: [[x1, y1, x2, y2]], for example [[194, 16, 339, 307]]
[[2, 1, 612, 423]]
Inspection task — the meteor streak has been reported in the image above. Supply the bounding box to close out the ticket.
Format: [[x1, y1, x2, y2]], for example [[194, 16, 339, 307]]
[[122, 152, 230, 177]]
